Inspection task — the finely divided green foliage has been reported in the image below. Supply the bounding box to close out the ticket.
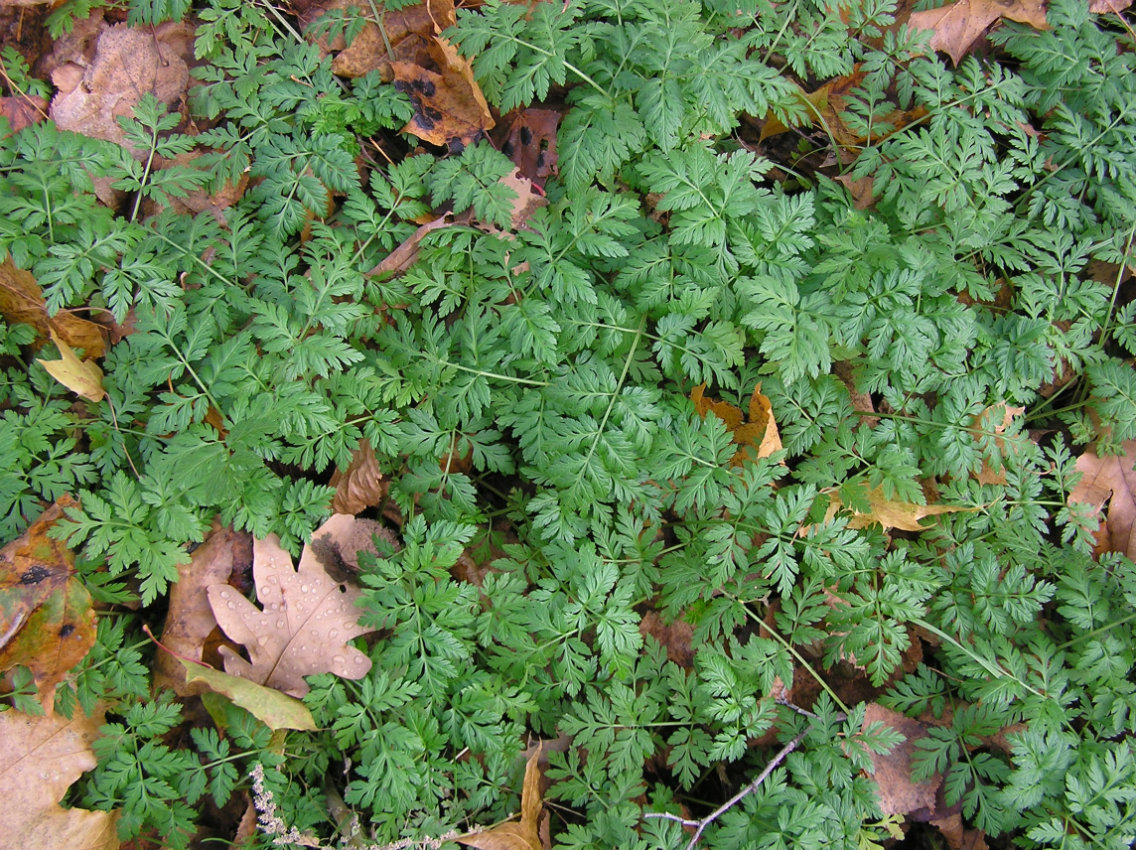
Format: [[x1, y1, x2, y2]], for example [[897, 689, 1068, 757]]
[[1, 0, 1135, 847]]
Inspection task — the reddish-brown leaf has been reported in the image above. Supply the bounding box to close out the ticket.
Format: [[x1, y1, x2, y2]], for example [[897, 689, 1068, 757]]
[[861, 703, 941, 819], [1068, 441, 1136, 560]]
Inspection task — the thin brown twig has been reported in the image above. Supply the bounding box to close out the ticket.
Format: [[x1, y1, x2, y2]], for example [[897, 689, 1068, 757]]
[[644, 728, 809, 850]]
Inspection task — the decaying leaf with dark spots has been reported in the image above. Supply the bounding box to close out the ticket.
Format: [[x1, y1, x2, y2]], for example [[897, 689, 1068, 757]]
[[0, 496, 96, 713], [392, 34, 493, 149], [499, 109, 561, 185]]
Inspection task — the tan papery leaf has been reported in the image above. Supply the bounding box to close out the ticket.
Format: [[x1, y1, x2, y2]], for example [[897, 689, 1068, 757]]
[[827, 484, 969, 531], [0, 707, 119, 849]]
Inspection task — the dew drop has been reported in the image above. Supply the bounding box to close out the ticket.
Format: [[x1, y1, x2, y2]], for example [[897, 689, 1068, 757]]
[[276, 618, 286, 630], [332, 654, 345, 666], [328, 628, 339, 640], [300, 584, 310, 593], [220, 590, 230, 600], [226, 601, 236, 609], [354, 656, 366, 665], [257, 636, 269, 646]]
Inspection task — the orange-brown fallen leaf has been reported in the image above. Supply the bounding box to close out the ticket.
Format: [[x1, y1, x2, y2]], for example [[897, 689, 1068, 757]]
[[0, 497, 96, 713], [760, 69, 926, 147], [207, 516, 379, 697], [459, 747, 546, 850], [0, 258, 108, 358], [0, 706, 119, 850], [907, 0, 1048, 66], [1068, 440, 1136, 560], [692, 382, 782, 466], [972, 403, 1025, 486]]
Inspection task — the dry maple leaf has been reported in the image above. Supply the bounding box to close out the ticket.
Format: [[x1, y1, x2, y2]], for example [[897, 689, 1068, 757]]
[[0, 706, 119, 850], [0, 496, 97, 713], [907, 0, 1048, 66], [459, 747, 546, 850], [207, 526, 376, 698], [1068, 440, 1136, 560]]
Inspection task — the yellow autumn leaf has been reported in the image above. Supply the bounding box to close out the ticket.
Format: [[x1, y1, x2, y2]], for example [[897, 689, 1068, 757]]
[[36, 329, 105, 402], [826, 484, 970, 531]]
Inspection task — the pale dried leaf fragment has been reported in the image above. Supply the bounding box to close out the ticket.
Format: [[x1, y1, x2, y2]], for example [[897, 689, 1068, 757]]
[[1088, 0, 1133, 13], [207, 525, 376, 698], [0, 707, 119, 850], [1068, 441, 1136, 560], [37, 329, 105, 402], [460, 748, 545, 850]]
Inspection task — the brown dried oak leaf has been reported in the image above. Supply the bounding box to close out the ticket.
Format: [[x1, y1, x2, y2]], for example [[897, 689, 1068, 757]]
[[0, 706, 118, 850], [207, 531, 375, 698]]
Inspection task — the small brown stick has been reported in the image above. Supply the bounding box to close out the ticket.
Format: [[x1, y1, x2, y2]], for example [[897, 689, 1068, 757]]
[[644, 728, 809, 850]]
